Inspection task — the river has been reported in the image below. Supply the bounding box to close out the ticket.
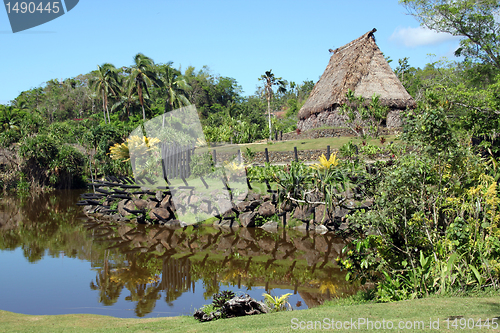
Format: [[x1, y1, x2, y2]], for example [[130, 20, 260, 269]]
[[0, 190, 356, 318]]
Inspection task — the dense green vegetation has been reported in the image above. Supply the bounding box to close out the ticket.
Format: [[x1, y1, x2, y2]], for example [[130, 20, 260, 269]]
[[237, 0, 500, 304], [0, 54, 313, 191]]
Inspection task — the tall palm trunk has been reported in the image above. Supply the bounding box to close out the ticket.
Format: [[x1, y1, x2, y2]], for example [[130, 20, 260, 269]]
[[162, 101, 173, 128], [102, 90, 107, 124], [267, 93, 272, 140], [138, 86, 146, 121], [104, 97, 111, 123]]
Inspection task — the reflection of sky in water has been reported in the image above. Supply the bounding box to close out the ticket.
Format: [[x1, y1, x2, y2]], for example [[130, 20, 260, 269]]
[[0, 248, 306, 318], [0, 190, 352, 318]]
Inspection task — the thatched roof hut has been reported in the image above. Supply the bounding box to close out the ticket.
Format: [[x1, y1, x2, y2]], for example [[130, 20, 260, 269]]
[[297, 28, 415, 131]]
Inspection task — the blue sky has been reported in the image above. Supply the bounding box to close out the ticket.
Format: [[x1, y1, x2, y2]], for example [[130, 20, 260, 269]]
[[0, 0, 462, 105]]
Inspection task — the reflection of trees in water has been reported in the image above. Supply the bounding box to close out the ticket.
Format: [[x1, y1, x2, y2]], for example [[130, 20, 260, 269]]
[[89, 249, 192, 316], [90, 266, 124, 306], [162, 257, 191, 304], [0, 190, 99, 263], [0, 190, 356, 315], [126, 282, 162, 317], [90, 250, 124, 306], [86, 221, 356, 311]]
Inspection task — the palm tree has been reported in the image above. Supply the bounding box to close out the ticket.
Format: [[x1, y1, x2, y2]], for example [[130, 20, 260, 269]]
[[111, 87, 139, 120], [158, 63, 191, 127], [259, 70, 286, 140], [128, 53, 162, 121], [0, 105, 20, 132], [89, 63, 120, 124]]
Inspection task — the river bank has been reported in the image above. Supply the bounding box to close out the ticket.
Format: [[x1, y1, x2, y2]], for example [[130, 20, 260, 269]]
[[2, 293, 500, 332]]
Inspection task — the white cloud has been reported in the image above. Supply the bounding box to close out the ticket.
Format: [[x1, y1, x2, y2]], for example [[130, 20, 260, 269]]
[[390, 26, 460, 48]]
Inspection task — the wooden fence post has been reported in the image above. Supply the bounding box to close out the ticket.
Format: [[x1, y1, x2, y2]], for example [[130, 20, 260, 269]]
[[168, 144, 173, 178], [265, 148, 269, 163], [174, 145, 179, 178], [294, 146, 298, 162], [181, 145, 186, 179]]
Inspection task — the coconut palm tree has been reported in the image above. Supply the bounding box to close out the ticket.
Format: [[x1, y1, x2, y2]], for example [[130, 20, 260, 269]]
[[111, 88, 139, 121], [128, 53, 162, 121], [0, 105, 20, 132], [89, 63, 120, 124], [158, 63, 191, 127], [259, 70, 286, 140]]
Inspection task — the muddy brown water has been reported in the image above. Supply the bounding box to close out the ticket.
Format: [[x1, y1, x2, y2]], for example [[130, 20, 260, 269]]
[[0, 190, 357, 318]]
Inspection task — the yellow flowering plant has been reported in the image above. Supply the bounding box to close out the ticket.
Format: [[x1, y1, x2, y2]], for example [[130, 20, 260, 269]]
[[223, 160, 248, 183], [310, 153, 339, 171], [109, 135, 161, 162]]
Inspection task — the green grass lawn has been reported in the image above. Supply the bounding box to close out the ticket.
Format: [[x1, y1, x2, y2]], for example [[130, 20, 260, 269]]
[[202, 136, 397, 156], [2, 294, 500, 332], [239, 135, 397, 153]]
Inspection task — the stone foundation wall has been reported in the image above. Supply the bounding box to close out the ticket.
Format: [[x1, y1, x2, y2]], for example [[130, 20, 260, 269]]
[[297, 107, 348, 132], [282, 128, 353, 140], [297, 106, 403, 132], [386, 109, 402, 128]]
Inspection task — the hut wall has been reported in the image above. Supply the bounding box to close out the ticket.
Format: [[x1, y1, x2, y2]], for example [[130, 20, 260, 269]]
[[297, 107, 403, 132], [386, 110, 402, 128], [297, 106, 347, 132]]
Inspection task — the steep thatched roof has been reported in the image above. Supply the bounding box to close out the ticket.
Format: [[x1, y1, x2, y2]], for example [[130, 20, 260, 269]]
[[298, 28, 416, 120]]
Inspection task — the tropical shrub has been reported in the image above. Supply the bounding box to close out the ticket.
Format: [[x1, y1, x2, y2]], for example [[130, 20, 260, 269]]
[[359, 144, 380, 158], [339, 140, 358, 159], [247, 163, 284, 183], [339, 90, 389, 137], [271, 159, 369, 223], [337, 107, 500, 301], [263, 292, 292, 312], [0, 129, 22, 147], [109, 135, 161, 162], [190, 152, 214, 177], [18, 134, 86, 189], [47, 121, 79, 144]]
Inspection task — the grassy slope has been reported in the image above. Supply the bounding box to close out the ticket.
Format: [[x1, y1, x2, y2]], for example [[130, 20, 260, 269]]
[[240, 135, 397, 153], [2, 295, 500, 332], [204, 136, 397, 156]]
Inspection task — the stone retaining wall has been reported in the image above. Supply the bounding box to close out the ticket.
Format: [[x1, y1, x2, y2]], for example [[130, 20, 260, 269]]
[[296, 106, 403, 132]]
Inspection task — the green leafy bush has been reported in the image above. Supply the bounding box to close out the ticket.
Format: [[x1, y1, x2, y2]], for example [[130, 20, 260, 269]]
[[338, 107, 500, 302], [247, 163, 284, 183], [359, 144, 380, 158], [18, 134, 86, 189], [190, 152, 214, 177], [339, 141, 358, 159], [0, 129, 22, 147]]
